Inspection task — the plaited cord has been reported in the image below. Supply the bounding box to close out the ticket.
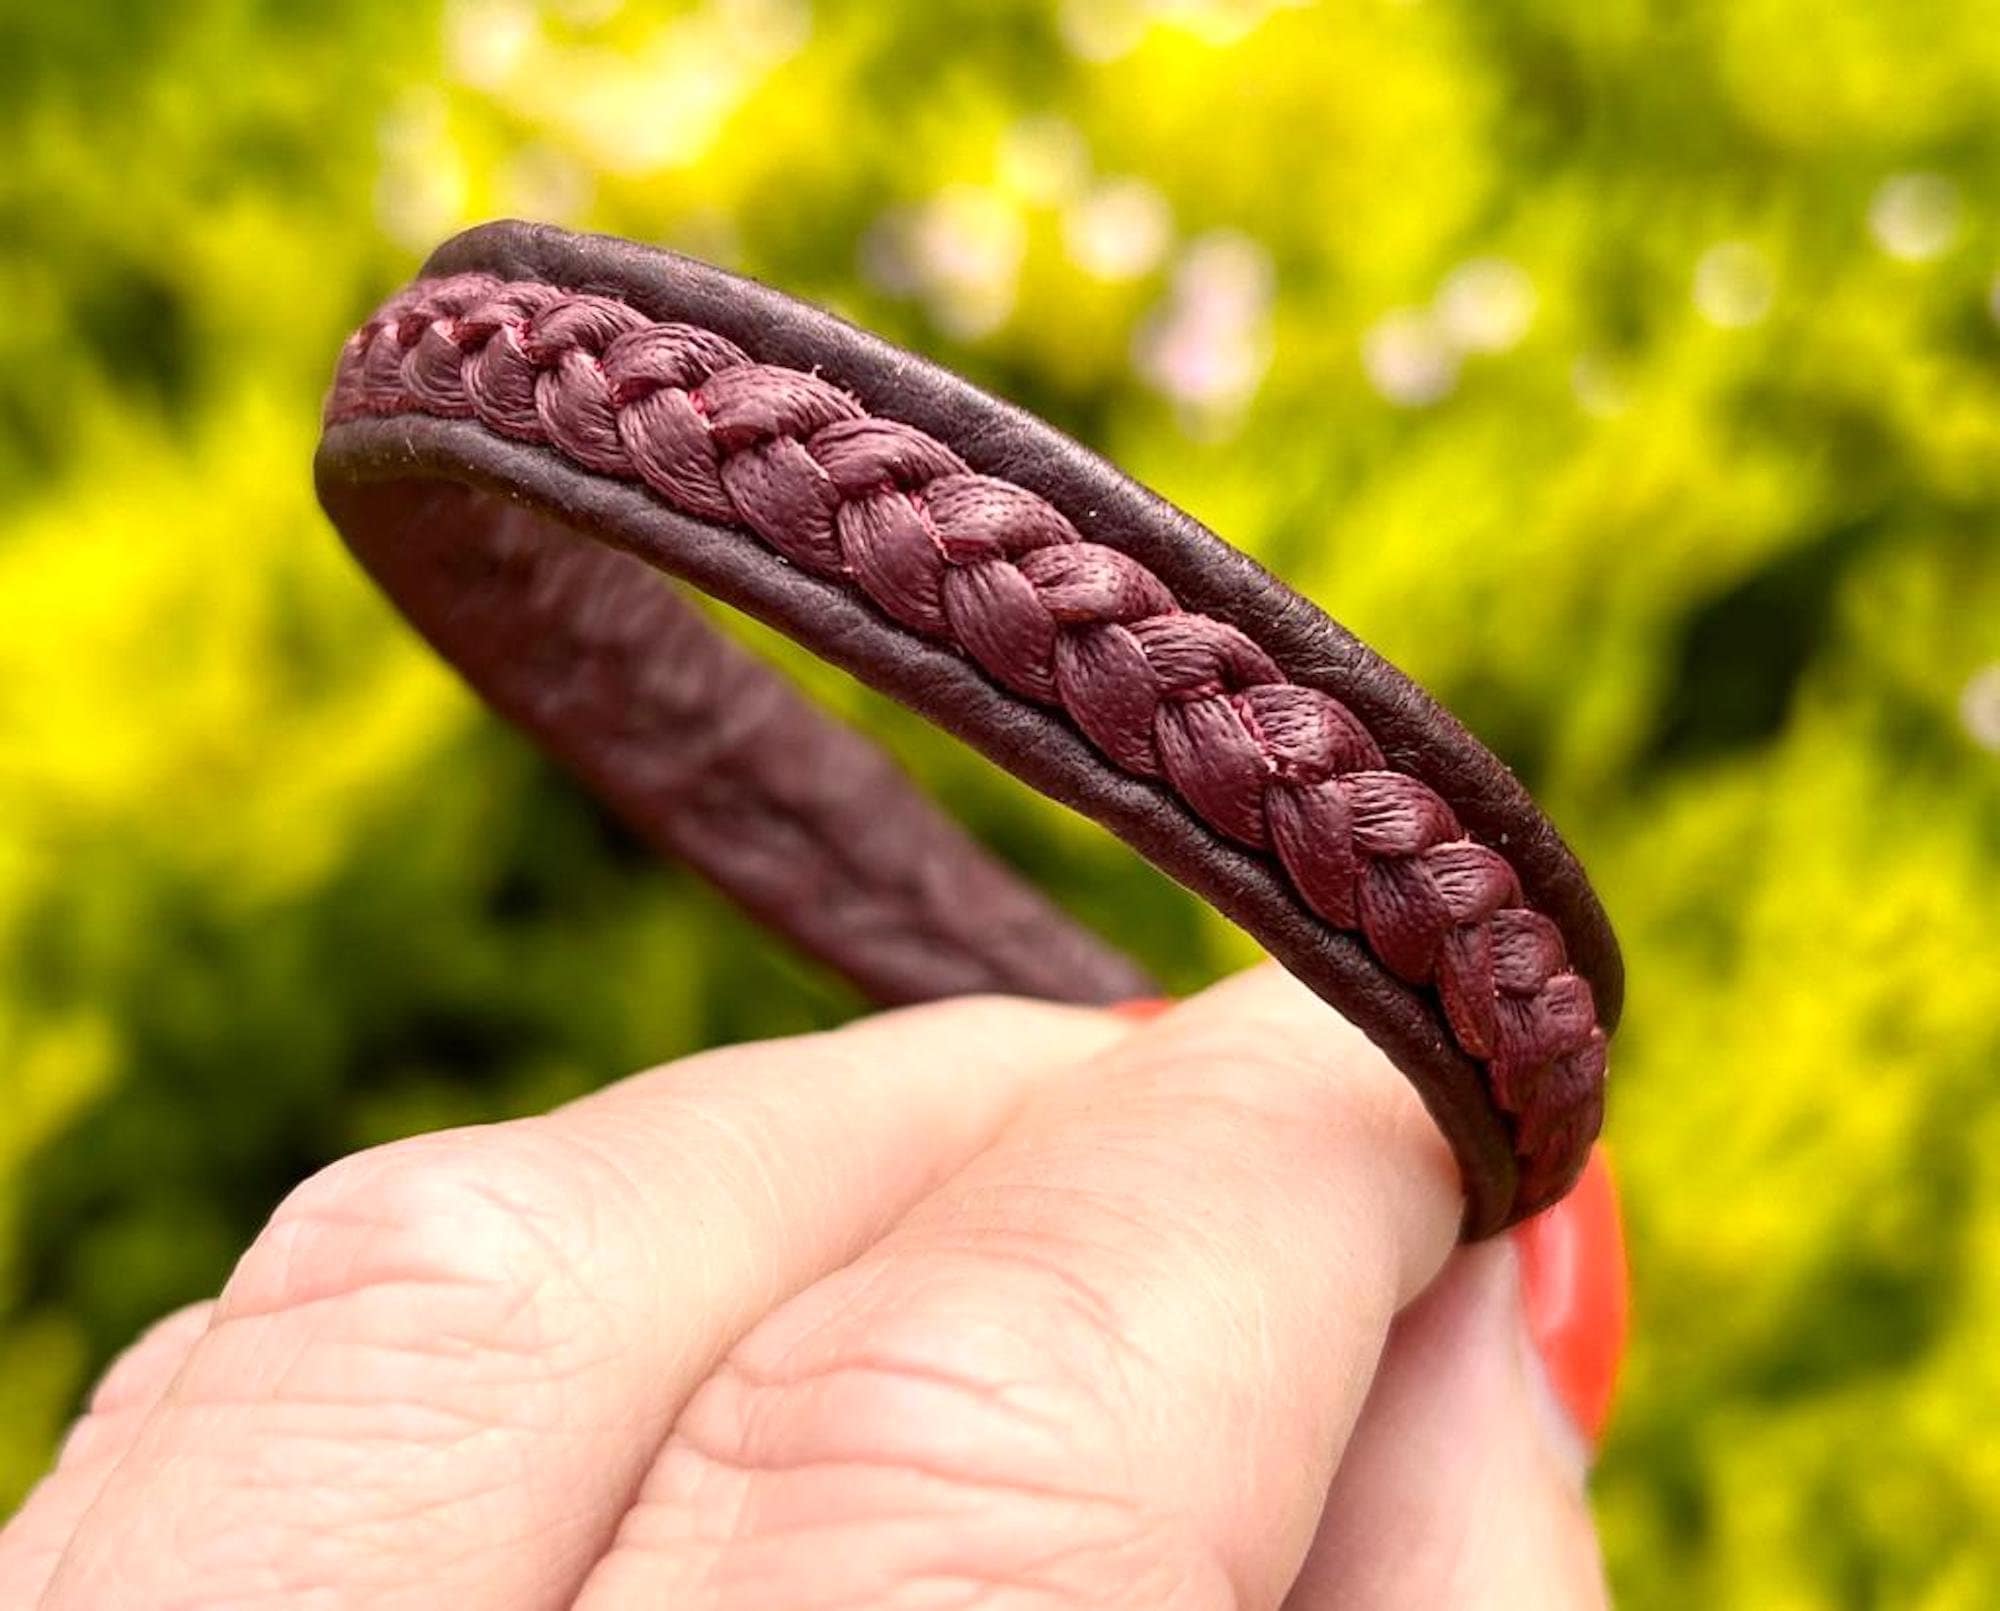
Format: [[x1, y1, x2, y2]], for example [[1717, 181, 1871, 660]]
[[327, 272, 1608, 1213]]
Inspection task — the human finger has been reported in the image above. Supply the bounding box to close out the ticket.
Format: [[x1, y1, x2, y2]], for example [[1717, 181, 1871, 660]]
[[40, 997, 1132, 1611], [0, 1300, 216, 1606], [1283, 1152, 1625, 1610], [577, 966, 1464, 1609]]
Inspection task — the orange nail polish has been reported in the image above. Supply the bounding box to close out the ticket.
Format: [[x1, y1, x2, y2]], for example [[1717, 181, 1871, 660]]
[[1511, 1145, 1628, 1447], [1108, 996, 1174, 1022]]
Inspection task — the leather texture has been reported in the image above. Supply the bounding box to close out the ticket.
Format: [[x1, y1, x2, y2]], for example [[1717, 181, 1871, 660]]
[[314, 220, 1624, 1236]]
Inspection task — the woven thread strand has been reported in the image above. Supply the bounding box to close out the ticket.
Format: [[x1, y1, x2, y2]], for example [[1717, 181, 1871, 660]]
[[328, 273, 1608, 1211]]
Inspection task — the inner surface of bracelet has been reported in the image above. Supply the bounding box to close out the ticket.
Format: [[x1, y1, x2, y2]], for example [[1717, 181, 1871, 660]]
[[323, 463, 1154, 1010]]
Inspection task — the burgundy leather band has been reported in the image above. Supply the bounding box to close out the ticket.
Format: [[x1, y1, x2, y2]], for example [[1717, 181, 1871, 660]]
[[314, 220, 1622, 1236]]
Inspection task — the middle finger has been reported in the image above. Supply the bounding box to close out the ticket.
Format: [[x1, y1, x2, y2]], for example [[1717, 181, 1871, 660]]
[[581, 967, 1464, 1611]]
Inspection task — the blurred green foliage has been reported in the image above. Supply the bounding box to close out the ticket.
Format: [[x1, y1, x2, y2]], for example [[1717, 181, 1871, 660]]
[[2, 0, 1998, 1602]]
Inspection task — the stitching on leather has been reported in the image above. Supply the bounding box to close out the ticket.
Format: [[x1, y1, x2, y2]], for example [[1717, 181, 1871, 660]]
[[327, 272, 1606, 1209]]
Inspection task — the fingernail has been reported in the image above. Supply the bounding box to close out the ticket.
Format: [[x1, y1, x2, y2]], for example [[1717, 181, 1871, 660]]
[[1511, 1145, 1629, 1460], [1108, 996, 1175, 1022]]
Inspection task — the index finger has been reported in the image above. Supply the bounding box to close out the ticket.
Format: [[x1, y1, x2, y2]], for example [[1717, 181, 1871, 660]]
[[34, 995, 1132, 1611], [577, 966, 1464, 1610]]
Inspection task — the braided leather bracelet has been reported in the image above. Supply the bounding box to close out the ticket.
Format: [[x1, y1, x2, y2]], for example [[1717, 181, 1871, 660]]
[[315, 221, 1623, 1236]]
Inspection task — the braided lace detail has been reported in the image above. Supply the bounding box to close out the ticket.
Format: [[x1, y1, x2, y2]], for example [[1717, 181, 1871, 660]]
[[328, 273, 1607, 1208]]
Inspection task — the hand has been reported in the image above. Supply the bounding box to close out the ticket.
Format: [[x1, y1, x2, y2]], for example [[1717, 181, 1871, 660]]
[[2, 967, 1620, 1609]]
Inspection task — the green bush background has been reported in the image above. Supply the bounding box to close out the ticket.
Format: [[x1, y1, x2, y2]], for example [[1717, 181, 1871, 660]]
[[3, 0, 1997, 1602]]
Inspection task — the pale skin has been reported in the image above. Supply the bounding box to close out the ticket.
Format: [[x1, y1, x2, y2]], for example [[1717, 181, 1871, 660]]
[[1, 966, 1610, 1608]]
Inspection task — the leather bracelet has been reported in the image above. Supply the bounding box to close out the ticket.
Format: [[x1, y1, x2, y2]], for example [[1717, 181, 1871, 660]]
[[314, 220, 1623, 1236]]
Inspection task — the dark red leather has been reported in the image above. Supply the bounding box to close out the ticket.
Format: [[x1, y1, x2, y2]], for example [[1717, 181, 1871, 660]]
[[314, 220, 1623, 1236]]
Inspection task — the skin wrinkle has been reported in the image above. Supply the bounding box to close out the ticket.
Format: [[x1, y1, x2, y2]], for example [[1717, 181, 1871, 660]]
[[950, 1201, 1282, 1427], [716, 1350, 1076, 1440], [218, 1145, 610, 1350], [613, 1302, 1250, 1610], [213, 1211, 490, 1320], [211, 1351, 566, 1474], [622, 1378, 1221, 1610], [213, 1247, 564, 1359], [670, 1389, 1135, 1508], [614, 1492, 1218, 1611], [765, 1254, 1142, 1449], [642, 1258, 1162, 1547], [887, 1238, 1155, 1403], [105, 1361, 604, 1608], [328, 272, 1611, 1220], [160, 1344, 563, 1429], [32, 1145, 636, 1604]]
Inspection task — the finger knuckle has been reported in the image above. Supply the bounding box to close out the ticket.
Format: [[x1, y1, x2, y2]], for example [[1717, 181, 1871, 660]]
[[606, 1257, 1228, 1609], [220, 1127, 601, 1348], [86, 1301, 213, 1416]]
